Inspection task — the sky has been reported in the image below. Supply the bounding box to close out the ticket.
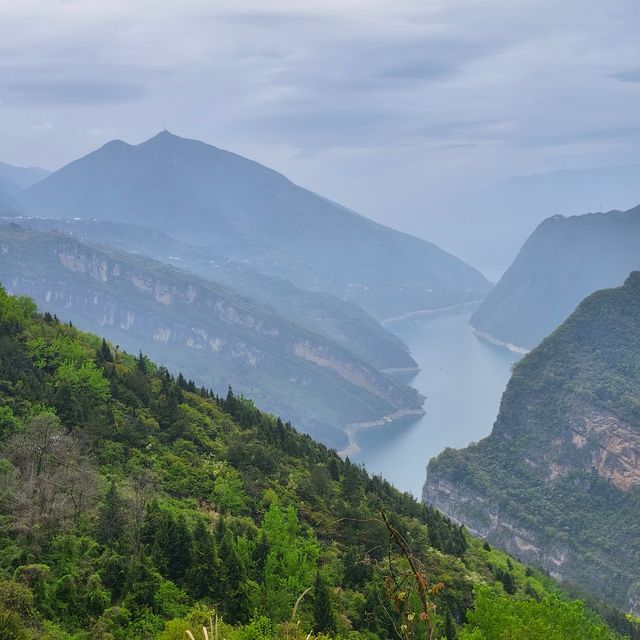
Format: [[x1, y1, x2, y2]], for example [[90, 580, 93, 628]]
[[1, 0, 639, 236]]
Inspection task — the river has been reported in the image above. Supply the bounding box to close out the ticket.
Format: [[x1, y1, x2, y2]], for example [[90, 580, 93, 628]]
[[351, 306, 520, 497]]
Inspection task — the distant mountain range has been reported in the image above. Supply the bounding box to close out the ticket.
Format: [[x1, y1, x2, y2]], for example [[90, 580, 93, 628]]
[[20, 131, 490, 320], [0, 224, 424, 448], [0, 132, 498, 446], [0, 160, 50, 192], [0, 161, 49, 216], [20, 217, 417, 374], [425, 272, 640, 612], [470, 204, 640, 351], [430, 164, 640, 280]]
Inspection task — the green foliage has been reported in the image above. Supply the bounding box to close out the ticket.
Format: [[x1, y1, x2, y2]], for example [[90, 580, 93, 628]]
[[0, 287, 633, 640], [459, 587, 613, 640], [428, 273, 640, 610], [313, 572, 336, 634]]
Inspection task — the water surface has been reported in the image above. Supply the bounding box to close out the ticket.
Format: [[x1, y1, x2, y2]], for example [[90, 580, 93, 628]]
[[352, 307, 519, 497]]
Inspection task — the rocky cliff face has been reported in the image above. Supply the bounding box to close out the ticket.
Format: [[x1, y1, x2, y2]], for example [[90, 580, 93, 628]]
[[0, 226, 423, 447], [425, 273, 640, 613], [20, 216, 418, 374]]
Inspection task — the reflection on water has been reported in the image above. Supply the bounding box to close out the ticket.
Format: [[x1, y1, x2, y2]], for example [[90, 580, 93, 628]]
[[352, 307, 520, 497]]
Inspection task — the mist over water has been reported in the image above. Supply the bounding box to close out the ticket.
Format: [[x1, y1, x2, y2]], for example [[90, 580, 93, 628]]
[[352, 307, 520, 497]]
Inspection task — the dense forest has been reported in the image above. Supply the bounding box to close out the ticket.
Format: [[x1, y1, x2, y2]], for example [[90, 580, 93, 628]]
[[0, 286, 638, 639]]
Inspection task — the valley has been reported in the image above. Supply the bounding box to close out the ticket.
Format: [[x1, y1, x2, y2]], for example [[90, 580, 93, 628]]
[[353, 307, 519, 495]]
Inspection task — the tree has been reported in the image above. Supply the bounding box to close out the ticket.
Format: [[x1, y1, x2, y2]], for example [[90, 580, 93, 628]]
[[155, 511, 192, 585], [97, 480, 127, 549], [459, 587, 613, 640], [187, 520, 219, 599], [52, 360, 110, 425], [313, 571, 336, 634], [444, 610, 458, 639], [261, 504, 320, 621], [136, 350, 147, 373], [4, 414, 98, 539], [96, 338, 113, 364], [218, 530, 250, 624]]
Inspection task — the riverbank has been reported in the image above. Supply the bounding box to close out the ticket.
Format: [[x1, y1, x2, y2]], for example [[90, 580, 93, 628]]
[[381, 300, 483, 326], [469, 323, 530, 355], [338, 408, 426, 458], [352, 307, 518, 496]]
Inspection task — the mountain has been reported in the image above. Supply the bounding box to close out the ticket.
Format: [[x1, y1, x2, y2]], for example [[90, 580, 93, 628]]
[[20, 131, 491, 320], [0, 224, 424, 448], [429, 164, 640, 280], [0, 160, 50, 191], [425, 273, 640, 613], [18, 216, 418, 374], [0, 286, 635, 640], [470, 204, 640, 352], [0, 184, 21, 216]]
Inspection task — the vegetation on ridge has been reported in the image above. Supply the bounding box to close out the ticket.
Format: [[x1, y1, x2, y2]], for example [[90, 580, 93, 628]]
[[0, 286, 635, 639]]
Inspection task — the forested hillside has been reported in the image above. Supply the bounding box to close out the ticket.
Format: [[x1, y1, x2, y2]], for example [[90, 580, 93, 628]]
[[0, 287, 637, 640], [427, 272, 640, 615]]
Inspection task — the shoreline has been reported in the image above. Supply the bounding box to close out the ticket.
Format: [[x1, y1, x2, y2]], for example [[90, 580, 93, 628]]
[[469, 323, 530, 355], [338, 408, 426, 458], [380, 365, 420, 375], [381, 299, 484, 326]]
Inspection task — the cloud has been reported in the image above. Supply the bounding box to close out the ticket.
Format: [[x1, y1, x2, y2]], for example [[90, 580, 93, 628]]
[[29, 122, 53, 131], [612, 69, 640, 83], [0, 0, 638, 232], [6, 79, 149, 106]]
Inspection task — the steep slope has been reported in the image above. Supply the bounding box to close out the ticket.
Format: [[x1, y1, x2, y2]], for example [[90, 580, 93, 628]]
[[0, 225, 423, 448], [20, 131, 490, 319], [425, 273, 640, 612], [0, 287, 634, 640], [429, 164, 640, 280], [470, 205, 640, 351], [18, 216, 417, 373]]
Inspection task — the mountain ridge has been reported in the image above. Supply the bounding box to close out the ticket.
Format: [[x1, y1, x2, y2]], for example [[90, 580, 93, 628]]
[[470, 204, 640, 351], [425, 272, 640, 613], [21, 131, 491, 320], [0, 224, 423, 447]]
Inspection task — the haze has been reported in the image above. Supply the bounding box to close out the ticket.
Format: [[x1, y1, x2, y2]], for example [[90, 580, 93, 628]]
[[1, 0, 640, 267]]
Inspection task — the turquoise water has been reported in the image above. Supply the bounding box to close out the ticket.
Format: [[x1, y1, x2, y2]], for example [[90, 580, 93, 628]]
[[352, 307, 519, 497]]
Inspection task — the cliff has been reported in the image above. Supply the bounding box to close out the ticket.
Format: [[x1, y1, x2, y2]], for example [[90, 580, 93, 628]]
[[0, 225, 423, 448], [425, 272, 640, 613]]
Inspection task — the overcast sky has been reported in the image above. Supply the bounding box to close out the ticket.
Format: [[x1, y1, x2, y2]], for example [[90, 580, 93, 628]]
[[1, 0, 639, 234]]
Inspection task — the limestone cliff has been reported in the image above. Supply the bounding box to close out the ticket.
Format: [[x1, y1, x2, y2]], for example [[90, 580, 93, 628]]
[[0, 225, 423, 448], [425, 273, 640, 613]]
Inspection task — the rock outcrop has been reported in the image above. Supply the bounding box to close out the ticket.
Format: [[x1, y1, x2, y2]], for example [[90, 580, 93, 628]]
[[425, 272, 640, 613], [0, 225, 423, 448]]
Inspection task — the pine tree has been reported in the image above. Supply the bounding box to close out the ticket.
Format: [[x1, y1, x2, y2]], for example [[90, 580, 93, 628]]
[[96, 338, 113, 364], [136, 350, 146, 373], [444, 611, 458, 639], [188, 520, 219, 599], [96, 480, 127, 548], [218, 530, 250, 624], [313, 571, 336, 634]]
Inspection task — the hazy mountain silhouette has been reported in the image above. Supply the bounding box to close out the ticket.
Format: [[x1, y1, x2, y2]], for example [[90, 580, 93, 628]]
[[0, 161, 50, 192], [430, 164, 640, 280], [471, 204, 640, 350], [22, 131, 490, 319]]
